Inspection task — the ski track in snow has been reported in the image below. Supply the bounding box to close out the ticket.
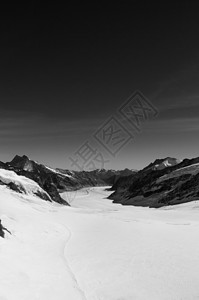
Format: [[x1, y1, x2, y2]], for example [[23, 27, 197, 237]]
[[62, 224, 88, 300]]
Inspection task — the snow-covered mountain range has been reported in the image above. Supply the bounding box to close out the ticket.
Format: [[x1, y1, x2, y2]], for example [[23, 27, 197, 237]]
[[0, 155, 136, 206], [109, 156, 199, 207], [1, 154, 199, 209]]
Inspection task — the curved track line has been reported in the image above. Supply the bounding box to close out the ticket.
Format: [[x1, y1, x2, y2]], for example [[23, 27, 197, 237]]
[[62, 224, 88, 300]]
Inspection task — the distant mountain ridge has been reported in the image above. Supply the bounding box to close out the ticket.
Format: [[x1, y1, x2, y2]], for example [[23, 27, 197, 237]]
[[0, 155, 136, 205], [142, 157, 182, 171], [108, 156, 199, 207], [2, 154, 199, 208]]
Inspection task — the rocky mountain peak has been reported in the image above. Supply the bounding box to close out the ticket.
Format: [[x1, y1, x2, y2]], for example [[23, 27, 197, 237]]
[[8, 155, 34, 172], [143, 157, 181, 172]]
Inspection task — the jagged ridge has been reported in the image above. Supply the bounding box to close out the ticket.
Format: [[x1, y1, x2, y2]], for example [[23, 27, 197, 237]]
[[108, 156, 199, 207]]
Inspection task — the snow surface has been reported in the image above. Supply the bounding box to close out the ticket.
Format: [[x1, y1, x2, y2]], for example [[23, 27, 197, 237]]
[[0, 169, 50, 199], [0, 186, 199, 299], [44, 166, 73, 178]]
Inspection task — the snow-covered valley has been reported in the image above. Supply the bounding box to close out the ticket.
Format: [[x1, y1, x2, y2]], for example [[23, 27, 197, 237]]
[[0, 186, 199, 299]]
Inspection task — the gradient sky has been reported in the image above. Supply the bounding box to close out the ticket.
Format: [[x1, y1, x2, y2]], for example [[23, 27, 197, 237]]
[[1, 3, 199, 170]]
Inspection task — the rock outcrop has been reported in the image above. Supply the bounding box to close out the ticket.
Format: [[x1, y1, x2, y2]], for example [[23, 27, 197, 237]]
[[108, 157, 199, 207]]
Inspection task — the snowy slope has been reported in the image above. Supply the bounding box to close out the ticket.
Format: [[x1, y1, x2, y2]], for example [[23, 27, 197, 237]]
[[44, 165, 73, 178], [0, 169, 51, 200], [1, 186, 199, 299]]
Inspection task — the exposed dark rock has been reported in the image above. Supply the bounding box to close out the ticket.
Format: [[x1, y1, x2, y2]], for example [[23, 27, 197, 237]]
[[6, 156, 70, 204], [9, 155, 33, 171], [0, 220, 4, 238], [109, 156, 199, 207], [0, 220, 11, 238], [7, 182, 26, 194]]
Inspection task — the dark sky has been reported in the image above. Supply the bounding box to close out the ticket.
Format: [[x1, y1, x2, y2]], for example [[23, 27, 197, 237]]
[[1, 3, 199, 170]]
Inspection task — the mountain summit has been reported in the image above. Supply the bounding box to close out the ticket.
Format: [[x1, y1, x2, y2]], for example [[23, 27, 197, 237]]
[[142, 157, 181, 171], [9, 155, 34, 171]]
